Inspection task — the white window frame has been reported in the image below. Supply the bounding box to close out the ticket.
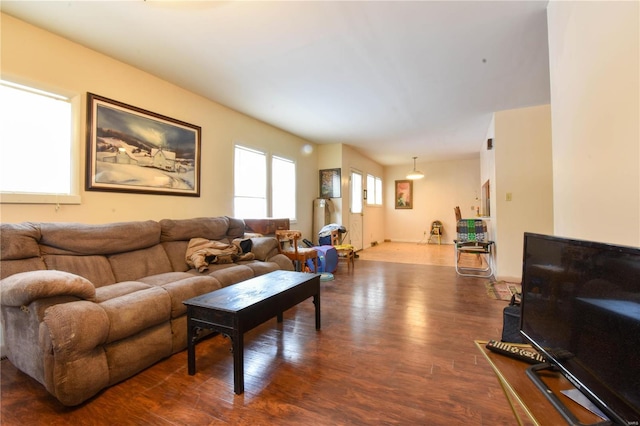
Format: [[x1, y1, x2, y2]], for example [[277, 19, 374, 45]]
[[233, 144, 297, 221], [0, 80, 81, 205]]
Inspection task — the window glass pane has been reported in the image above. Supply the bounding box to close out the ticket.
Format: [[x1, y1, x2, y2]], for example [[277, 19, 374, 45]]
[[375, 177, 383, 205], [234, 146, 266, 197], [272, 156, 295, 219], [234, 197, 267, 218], [234, 145, 266, 217], [366, 174, 374, 204], [365, 174, 382, 205], [0, 82, 72, 194]]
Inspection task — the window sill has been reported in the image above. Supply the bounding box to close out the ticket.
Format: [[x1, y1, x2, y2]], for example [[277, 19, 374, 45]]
[[0, 193, 81, 205]]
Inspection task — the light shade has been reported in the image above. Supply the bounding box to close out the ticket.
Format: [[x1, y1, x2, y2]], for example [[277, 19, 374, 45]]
[[406, 157, 424, 180]]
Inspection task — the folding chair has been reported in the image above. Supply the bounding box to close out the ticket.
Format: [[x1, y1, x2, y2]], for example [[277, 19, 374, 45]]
[[454, 219, 494, 277]]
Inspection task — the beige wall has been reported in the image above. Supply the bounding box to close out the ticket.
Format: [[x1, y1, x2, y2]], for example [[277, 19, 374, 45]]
[[547, 1, 639, 246], [317, 143, 344, 225], [385, 158, 480, 244], [493, 105, 554, 280], [316, 143, 385, 248], [0, 13, 319, 240]]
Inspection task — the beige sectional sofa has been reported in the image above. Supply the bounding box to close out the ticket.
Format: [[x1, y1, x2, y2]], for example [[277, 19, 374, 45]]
[[0, 216, 294, 406]]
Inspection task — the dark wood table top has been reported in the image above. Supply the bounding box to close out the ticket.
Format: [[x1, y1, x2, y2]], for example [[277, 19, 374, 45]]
[[184, 270, 319, 312]]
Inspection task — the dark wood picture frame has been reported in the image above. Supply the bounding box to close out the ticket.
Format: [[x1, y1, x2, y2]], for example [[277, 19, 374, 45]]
[[86, 93, 201, 197], [319, 168, 341, 198], [395, 179, 413, 209]]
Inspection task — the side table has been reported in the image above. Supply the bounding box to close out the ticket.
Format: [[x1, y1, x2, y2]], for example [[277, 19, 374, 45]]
[[474, 340, 604, 425]]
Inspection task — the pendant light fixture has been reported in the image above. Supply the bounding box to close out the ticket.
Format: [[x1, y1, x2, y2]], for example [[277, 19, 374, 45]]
[[406, 156, 424, 180]]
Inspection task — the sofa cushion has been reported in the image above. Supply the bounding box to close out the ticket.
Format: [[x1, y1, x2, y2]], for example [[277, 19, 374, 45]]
[[99, 286, 171, 343], [161, 241, 190, 272], [94, 282, 154, 303], [160, 275, 221, 318], [239, 260, 281, 277], [249, 237, 280, 261], [206, 264, 254, 287], [0, 257, 47, 280], [0, 222, 41, 260], [226, 216, 246, 240], [42, 254, 116, 288], [159, 217, 230, 242], [108, 245, 173, 283], [39, 221, 161, 255], [1, 270, 96, 306], [137, 271, 197, 286]]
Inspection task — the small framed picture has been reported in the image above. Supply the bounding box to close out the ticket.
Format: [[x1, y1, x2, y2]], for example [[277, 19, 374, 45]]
[[395, 179, 413, 209], [319, 168, 341, 198]]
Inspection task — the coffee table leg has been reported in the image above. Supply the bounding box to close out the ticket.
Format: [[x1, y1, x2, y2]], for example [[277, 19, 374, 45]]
[[232, 329, 244, 394], [187, 319, 196, 375], [277, 312, 283, 322], [314, 293, 321, 330]]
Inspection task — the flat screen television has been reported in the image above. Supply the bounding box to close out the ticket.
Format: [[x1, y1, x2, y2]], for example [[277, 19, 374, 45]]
[[520, 233, 640, 425]]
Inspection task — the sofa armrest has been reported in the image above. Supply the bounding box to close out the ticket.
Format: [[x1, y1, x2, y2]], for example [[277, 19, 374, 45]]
[[0, 270, 96, 306], [249, 237, 280, 261]]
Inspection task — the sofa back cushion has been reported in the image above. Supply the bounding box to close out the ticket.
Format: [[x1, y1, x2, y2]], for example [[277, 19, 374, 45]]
[[0, 222, 41, 260], [39, 221, 161, 255], [159, 217, 231, 242], [108, 245, 173, 283], [160, 217, 238, 271], [226, 216, 246, 240], [43, 255, 116, 288], [35, 220, 168, 285], [0, 223, 46, 279], [161, 241, 190, 272]]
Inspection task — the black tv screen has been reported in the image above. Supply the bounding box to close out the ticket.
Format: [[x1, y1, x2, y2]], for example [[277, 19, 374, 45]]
[[520, 233, 640, 425]]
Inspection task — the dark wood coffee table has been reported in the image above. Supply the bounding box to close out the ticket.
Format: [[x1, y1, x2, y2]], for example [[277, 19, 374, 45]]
[[183, 270, 321, 394]]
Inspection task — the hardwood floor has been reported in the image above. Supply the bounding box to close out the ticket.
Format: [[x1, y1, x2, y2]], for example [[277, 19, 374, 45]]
[[1, 243, 514, 425]]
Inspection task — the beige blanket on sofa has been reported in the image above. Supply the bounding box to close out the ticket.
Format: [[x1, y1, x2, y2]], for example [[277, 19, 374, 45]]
[[185, 238, 254, 272]]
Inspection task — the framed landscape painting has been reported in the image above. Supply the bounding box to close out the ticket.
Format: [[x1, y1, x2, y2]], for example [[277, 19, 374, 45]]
[[86, 93, 201, 196], [395, 179, 413, 209]]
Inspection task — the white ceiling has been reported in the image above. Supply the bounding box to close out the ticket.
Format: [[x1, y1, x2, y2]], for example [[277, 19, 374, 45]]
[[1, 0, 551, 167]]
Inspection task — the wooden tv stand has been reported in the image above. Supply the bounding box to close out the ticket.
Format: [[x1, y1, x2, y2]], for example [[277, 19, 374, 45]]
[[474, 340, 606, 425]]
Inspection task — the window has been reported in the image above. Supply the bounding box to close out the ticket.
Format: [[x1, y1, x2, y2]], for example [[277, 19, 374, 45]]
[[234, 145, 296, 220], [271, 156, 295, 219], [0, 80, 79, 203], [234, 146, 267, 217], [366, 174, 383, 205]]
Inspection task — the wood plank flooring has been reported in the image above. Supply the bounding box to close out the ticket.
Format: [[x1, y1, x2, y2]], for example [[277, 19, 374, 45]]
[[1, 243, 514, 425]]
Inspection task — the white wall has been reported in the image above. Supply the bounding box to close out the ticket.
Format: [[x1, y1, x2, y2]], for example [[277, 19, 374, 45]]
[[547, 1, 640, 246], [0, 14, 319, 240], [494, 105, 554, 279], [385, 158, 480, 244]]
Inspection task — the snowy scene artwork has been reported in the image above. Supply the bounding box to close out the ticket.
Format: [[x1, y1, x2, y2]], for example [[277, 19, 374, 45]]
[[86, 93, 201, 196]]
